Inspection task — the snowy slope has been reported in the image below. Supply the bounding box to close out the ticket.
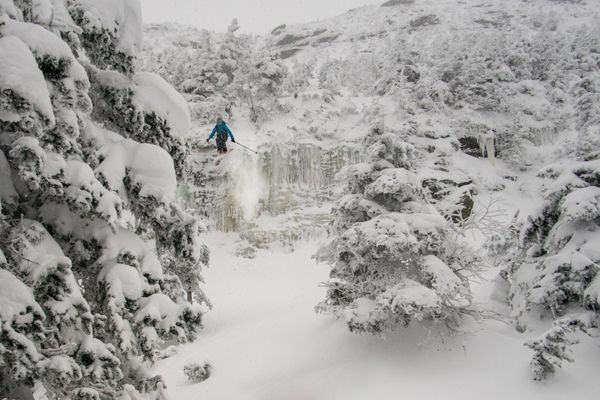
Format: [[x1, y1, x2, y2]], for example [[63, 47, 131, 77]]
[[153, 235, 600, 400], [267, 0, 599, 61], [140, 0, 600, 240]]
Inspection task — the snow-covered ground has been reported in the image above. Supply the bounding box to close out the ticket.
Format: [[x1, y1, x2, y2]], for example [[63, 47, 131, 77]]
[[154, 234, 600, 400]]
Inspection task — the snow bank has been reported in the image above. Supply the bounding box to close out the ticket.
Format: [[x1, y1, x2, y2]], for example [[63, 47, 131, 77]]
[[0, 35, 54, 124]]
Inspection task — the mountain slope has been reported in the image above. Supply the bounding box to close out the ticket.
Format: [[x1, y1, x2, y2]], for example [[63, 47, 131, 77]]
[[139, 0, 600, 394]]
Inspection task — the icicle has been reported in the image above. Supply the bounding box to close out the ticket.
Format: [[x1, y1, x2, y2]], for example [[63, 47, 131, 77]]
[[478, 130, 496, 165], [188, 142, 363, 233]]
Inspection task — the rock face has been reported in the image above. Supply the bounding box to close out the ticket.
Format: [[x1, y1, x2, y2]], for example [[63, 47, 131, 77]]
[[280, 48, 303, 59], [409, 14, 441, 30], [381, 0, 415, 6], [458, 136, 497, 158], [458, 136, 486, 158], [277, 34, 310, 46], [270, 26, 339, 58], [271, 24, 287, 35]]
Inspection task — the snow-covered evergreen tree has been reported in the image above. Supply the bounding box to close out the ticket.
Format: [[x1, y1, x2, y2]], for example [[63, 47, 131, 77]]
[[317, 126, 473, 334], [234, 48, 287, 123], [0, 1, 208, 398], [506, 134, 600, 379], [139, 19, 289, 126]]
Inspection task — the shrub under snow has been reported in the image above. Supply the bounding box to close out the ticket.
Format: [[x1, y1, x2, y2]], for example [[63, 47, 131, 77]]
[[506, 137, 600, 379], [317, 127, 474, 335], [183, 362, 212, 383]]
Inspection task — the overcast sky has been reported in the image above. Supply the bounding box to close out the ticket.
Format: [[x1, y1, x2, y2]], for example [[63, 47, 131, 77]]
[[141, 0, 383, 34]]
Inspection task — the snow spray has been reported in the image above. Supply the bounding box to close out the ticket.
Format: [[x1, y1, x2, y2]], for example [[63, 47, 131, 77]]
[[225, 148, 267, 221]]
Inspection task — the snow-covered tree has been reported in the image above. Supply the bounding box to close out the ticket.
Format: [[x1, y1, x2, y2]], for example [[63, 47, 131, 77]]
[[283, 60, 313, 96], [317, 126, 473, 334], [0, 1, 208, 398], [139, 19, 290, 126], [506, 147, 600, 379], [234, 49, 288, 123], [215, 18, 248, 86]]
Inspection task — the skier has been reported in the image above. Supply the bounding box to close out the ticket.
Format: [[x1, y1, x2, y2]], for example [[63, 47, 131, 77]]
[[206, 117, 235, 154]]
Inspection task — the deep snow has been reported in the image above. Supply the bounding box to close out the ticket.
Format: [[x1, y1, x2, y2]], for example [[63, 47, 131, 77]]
[[153, 234, 600, 400]]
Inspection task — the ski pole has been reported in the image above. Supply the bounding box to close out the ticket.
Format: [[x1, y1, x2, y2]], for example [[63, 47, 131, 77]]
[[234, 141, 258, 154]]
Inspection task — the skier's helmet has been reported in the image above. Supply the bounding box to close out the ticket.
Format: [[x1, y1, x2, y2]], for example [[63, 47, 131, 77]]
[[217, 117, 223, 123]]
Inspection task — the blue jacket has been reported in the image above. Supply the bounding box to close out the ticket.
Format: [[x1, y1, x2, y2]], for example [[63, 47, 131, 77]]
[[208, 122, 235, 141]]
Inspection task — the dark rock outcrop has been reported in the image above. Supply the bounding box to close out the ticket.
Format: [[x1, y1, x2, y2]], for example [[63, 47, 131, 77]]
[[381, 0, 415, 6], [409, 14, 440, 30], [279, 48, 304, 59], [271, 24, 287, 35]]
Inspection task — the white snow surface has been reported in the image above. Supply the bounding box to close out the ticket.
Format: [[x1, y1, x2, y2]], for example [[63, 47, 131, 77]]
[[101, 228, 164, 280], [153, 235, 600, 400], [0, 0, 23, 21], [64, 160, 122, 225], [422, 255, 463, 298], [16, 220, 72, 284], [26, 0, 53, 25], [0, 269, 43, 322], [98, 262, 143, 304], [48, 0, 82, 32], [88, 123, 177, 203], [0, 17, 88, 84], [0, 35, 54, 124], [132, 71, 191, 138], [560, 186, 600, 222], [73, 0, 142, 56], [90, 68, 191, 138], [0, 17, 74, 60], [38, 201, 165, 281], [382, 278, 442, 314]]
